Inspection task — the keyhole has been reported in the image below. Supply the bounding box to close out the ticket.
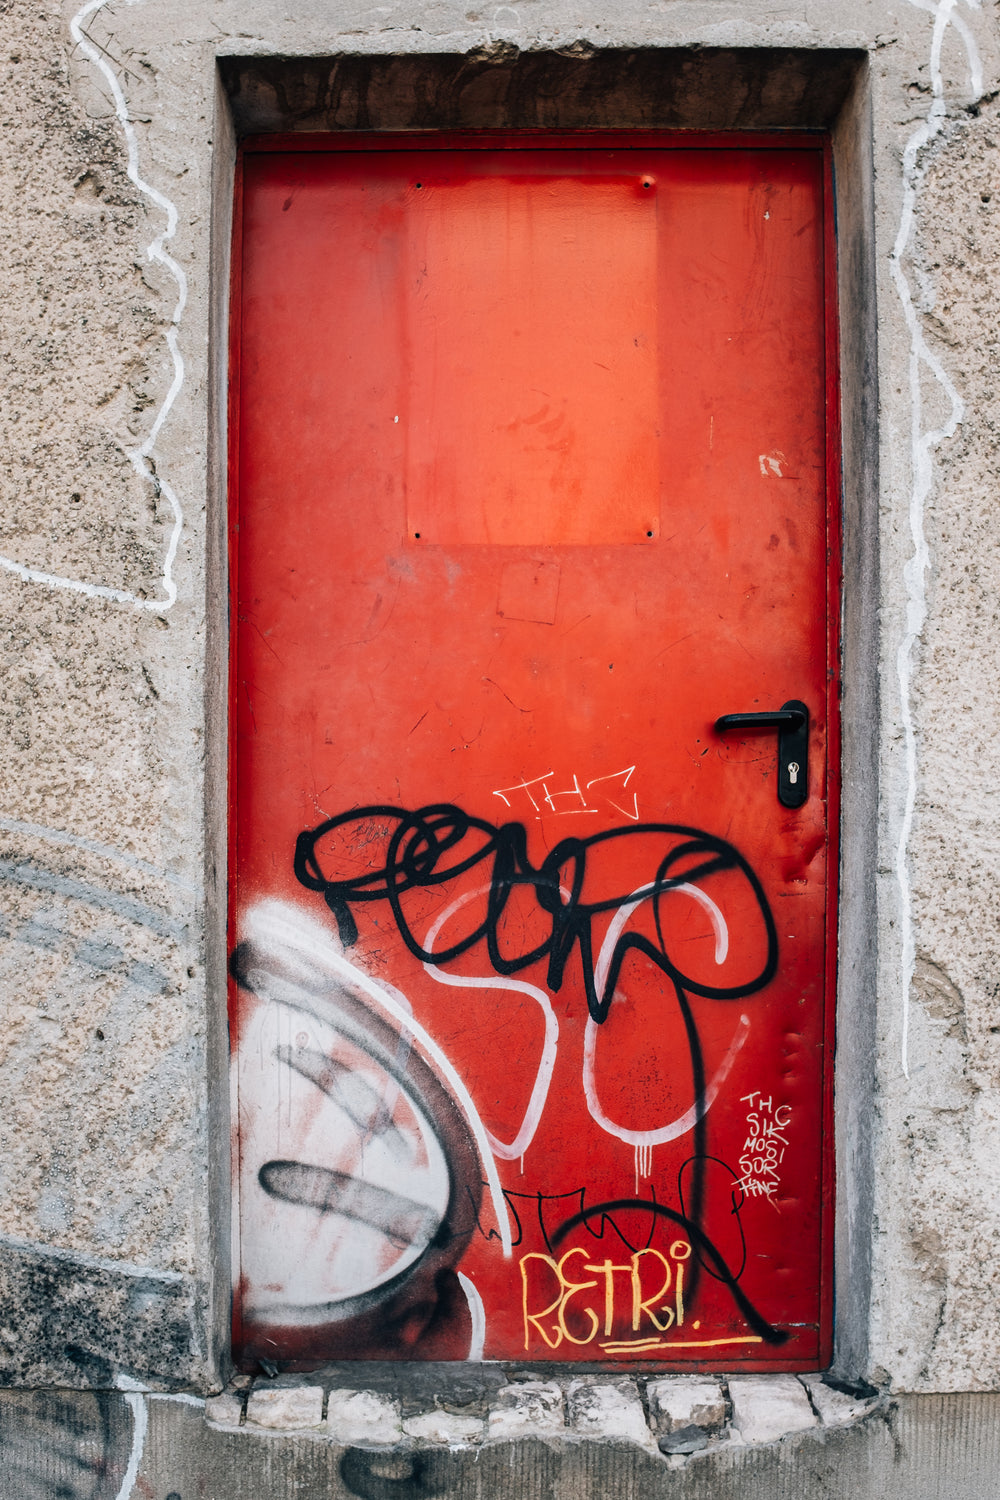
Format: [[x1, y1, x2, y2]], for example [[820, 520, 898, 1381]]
[[788, 761, 800, 785]]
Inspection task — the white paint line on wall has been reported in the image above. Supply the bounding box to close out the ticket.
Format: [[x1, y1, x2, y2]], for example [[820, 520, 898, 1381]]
[[458, 1271, 487, 1360], [0, 0, 186, 612], [423, 888, 559, 1163], [582, 883, 746, 1148], [114, 1376, 149, 1500], [891, 0, 982, 1077], [0, 814, 197, 892], [0, 1231, 185, 1281]]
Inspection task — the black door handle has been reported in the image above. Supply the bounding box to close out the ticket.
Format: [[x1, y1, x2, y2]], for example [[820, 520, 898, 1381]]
[[714, 699, 809, 809]]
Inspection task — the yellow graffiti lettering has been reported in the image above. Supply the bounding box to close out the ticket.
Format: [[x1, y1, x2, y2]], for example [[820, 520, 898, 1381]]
[[520, 1238, 692, 1351], [520, 1252, 564, 1351], [583, 1258, 635, 1336], [556, 1247, 601, 1345], [631, 1247, 674, 1333]]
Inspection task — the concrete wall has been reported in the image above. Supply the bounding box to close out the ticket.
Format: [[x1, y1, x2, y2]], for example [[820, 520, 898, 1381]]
[[1, 0, 999, 1490]]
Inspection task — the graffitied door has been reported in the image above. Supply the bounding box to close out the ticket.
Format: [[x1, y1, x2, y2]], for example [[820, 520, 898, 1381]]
[[230, 136, 839, 1370]]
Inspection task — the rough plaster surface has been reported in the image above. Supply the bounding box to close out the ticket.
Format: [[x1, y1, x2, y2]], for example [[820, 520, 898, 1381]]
[[0, 1386, 996, 1500], [728, 1373, 817, 1443], [325, 1387, 403, 1445], [0, 0, 997, 1408], [900, 98, 1000, 1391], [646, 1375, 726, 1434], [872, 51, 1000, 1393], [0, 0, 212, 1390]]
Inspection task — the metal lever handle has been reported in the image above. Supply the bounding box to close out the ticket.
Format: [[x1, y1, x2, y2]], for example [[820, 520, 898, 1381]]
[[714, 699, 809, 809], [714, 709, 804, 732]]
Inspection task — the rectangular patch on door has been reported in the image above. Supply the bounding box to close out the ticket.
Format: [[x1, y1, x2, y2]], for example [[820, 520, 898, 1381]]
[[405, 170, 659, 546]]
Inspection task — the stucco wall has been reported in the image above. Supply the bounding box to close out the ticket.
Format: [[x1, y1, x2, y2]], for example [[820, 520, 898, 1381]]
[[874, 69, 1000, 1391], [0, 0, 998, 1409]]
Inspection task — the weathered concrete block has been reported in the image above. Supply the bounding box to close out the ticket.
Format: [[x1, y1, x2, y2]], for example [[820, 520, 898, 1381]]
[[566, 1380, 652, 1446], [0, 1240, 202, 1389], [401, 1410, 486, 1444], [488, 1381, 565, 1439], [729, 1374, 817, 1444], [245, 1384, 324, 1430], [646, 1375, 726, 1435], [204, 1391, 243, 1428], [325, 1388, 402, 1445], [799, 1375, 879, 1427]]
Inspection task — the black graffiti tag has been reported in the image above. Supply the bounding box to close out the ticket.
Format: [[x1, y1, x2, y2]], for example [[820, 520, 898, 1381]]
[[294, 803, 782, 1326], [294, 803, 778, 1024]]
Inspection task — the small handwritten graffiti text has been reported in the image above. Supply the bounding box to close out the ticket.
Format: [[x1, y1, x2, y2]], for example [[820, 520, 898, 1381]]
[[492, 766, 639, 821], [735, 1092, 792, 1200]]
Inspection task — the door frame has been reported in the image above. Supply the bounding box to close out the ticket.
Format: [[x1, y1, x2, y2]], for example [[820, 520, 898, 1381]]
[[220, 116, 869, 1376]]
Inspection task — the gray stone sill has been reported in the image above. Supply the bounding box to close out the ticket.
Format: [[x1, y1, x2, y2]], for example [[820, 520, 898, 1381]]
[[205, 1370, 883, 1463]]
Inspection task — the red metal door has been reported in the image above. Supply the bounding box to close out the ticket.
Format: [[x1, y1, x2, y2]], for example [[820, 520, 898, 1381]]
[[230, 137, 839, 1370]]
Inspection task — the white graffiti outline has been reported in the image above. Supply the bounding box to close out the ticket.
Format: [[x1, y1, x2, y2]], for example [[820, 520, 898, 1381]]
[[0, 0, 185, 610], [114, 1375, 148, 1500], [582, 883, 749, 1148], [423, 888, 559, 1163], [243, 900, 513, 1255], [458, 1270, 486, 1360], [0, 814, 196, 892], [892, 0, 983, 1076]]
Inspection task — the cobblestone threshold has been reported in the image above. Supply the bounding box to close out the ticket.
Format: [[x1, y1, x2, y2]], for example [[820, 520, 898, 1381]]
[[205, 1371, 882, 1464]]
